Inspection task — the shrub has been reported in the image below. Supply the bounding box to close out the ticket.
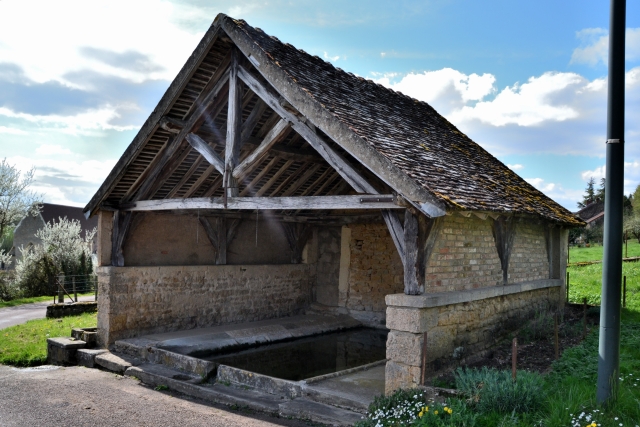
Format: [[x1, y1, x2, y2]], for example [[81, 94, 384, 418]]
[[0, 270, 19, 301], [454, 367, 544, 414], [15, 217, 95, 297]]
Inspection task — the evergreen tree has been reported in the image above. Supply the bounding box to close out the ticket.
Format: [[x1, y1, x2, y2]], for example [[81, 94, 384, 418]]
[[577, 177, 597, 208]]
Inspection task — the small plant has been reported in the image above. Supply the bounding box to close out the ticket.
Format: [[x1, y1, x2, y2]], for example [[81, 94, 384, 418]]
[[454, 367, 544, 414], [154, 384, 169, 391], [519, 311, 553, 343]]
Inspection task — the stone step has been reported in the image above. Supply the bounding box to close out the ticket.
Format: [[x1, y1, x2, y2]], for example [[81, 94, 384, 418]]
[[279, 399, 363, 427], [77, 349, 109, 368], [95, 352, 142, 374], [302, 387, 369, 413]]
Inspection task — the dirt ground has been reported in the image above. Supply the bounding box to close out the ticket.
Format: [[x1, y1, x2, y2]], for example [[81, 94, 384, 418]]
[[434, 304, 599, 386]]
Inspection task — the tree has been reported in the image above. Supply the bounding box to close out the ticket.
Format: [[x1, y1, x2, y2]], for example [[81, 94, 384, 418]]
[[633, 184, 640, 218], [15, 217, 95, 297], [0, 159, 41, 267], [595, 178, 605, 203], [577, 177, 597, 208]]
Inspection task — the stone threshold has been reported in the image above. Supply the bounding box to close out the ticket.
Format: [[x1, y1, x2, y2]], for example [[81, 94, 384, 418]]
[[386, 279, 562, 308]]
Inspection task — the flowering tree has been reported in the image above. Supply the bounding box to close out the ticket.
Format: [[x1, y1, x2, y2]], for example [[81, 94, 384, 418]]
[[0, 159, 41, 268], [15, 217, 95, 297]]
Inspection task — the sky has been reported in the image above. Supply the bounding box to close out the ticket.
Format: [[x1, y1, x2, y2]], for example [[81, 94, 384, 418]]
[[0, 0, 639, 211]]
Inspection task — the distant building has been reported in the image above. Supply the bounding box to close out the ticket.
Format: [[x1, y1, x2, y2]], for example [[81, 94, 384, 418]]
[[575, 201, 604, 229], [6, 203, 98, 269]]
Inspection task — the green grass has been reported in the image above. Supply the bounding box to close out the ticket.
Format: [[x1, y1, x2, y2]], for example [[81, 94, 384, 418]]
[[0, 293, 95, 309], [0, 312, 96, 366], [567, 262, 640, 313], [569, 239, 640, 263]]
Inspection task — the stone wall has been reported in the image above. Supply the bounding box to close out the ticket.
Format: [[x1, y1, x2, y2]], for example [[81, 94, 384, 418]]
[[315, 227, 341, 306], [339, 223, 404, 323], [509, 222, 550, 283], [384, 280, 563, 393], [97, 264, 314, 346]]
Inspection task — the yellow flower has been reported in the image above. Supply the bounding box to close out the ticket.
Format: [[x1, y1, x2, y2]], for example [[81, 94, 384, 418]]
[[418, 411, 424, 418], [434, 410, 439, 415]]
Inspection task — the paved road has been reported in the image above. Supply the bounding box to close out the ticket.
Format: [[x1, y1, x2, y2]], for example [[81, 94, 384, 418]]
[[0, 296, 96, 330], [0, 365, 311, 427]]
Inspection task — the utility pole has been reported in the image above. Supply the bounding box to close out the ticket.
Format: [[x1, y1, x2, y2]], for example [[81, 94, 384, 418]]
[[597, 0, 626, 405]]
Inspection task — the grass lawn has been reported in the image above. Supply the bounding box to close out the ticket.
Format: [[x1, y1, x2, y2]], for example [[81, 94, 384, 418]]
[[0, 293, 95, 309], [0, 312, 96, 366], [569, 239, 640, 263]]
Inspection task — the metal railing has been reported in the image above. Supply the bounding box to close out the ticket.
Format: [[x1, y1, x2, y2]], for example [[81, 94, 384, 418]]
[[53, 274, 97, 304]]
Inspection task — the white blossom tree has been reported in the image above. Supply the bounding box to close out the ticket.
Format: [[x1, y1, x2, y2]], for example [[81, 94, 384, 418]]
[[0, 159, 41, 268]]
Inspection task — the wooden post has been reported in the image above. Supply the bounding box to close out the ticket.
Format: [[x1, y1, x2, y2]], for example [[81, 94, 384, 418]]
[[421, 332, 428, 386], [72, 277, 77, 302], [623, 275, 627, 308], [403, 209, 420, 295], [554, 312, 559, 360], [566, 271, 570, 302], [583, 297, 587, 339], [225, 48, 242, 198], [57, 274, 64, 304], [511, 337, 517, 381]]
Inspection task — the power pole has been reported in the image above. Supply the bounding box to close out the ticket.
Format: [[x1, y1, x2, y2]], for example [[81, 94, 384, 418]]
[[597, 0, 626, 405]]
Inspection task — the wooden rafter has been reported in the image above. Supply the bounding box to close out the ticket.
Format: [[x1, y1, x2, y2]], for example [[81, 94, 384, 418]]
[[166, 156, 204, 198], [239, 156, 280, 197], [255, 159, 294, 196], [232, 119, 290, 181], [186, 133, 225, 174], [281, 164, 323, 197], [269, 162, 308, 197], [224, 48, 242, 198]]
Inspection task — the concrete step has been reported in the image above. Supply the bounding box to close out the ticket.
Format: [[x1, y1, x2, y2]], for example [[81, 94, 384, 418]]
[[125, 364, 283, 414], [77, 349, 109, 368], [279, 399, 363, 426], [95, 352, 142, 374], [302, 387, 369, 413]]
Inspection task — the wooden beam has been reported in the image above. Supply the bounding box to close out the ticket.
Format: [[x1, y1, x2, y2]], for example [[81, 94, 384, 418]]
[[225, 49, 242, 198], [269, 162, 308, 197], [419, 216, 443, 287], [237, 65, 377, 194], [404, 209, 420, 295], [121, 195, 400, 211], [232, 119, 290, 180], [282, 223, 312, 264], [111, 211, 132, 267], [240, 99, 267, 143], [492, 215, 516, 285], [199, 216, 219, 255], [215, 217, 227, 264], [186, 133, 225, 174], [131, 69, 231, 202], [382, 210, 405, 265]]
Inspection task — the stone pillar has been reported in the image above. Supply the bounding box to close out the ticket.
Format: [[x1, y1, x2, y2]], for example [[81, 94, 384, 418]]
[[97, 210, 114, 267], [385, 295, 443, 394]]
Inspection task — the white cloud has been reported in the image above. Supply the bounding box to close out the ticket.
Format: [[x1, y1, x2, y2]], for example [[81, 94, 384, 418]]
[[35, 144, 74, 156], [6, 155, 118, 206], [0, 105, 138, 134], [507, 164, 524, 171], [571, 27, 640, 66], [525, 177, 583, 209], [581, 166, 606, 182], [582, 162, 640, 196], [323, 52, 341, 62], [0, 0, 203, 87], [0, 126, 27, 135]]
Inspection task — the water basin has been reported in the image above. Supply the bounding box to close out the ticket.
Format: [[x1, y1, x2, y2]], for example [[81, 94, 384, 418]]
[[207, 327, 388, 381]]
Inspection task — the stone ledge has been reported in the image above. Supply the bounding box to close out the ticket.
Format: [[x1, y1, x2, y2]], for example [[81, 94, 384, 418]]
[[385, 279, 561, 308]]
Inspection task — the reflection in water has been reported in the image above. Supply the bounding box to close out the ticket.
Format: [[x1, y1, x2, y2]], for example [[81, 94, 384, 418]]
[[207, 327, 388, 381]]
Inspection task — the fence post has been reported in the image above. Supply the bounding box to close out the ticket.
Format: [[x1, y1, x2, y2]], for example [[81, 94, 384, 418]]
[[554, 312, 559, 360], [72, 277, 77, 302], [566, 271, 570, 303], [623, 276, 627, 308], [57, 274, 64, 304], [512, 338, 517, 381]]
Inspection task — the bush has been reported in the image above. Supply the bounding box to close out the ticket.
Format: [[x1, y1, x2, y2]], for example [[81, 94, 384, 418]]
[[0, 270, 19, 301], [15, 217, 95, 297], [454, 367, 544, 414]]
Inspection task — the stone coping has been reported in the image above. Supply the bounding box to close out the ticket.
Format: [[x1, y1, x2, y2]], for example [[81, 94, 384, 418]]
[[385, 279, 562, 309], [96, 264, 309, 273]]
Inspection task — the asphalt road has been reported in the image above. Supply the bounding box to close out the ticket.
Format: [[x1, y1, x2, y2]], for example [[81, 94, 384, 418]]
[[0, 296, 96, 330], [0, 365, 314, 427]]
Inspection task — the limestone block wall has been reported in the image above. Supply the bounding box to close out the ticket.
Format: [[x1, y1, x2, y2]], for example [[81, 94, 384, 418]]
[[384, 280, 563, 393], [97, 264, 314, 346]]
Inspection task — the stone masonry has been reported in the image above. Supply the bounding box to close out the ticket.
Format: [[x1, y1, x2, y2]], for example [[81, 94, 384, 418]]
[[384, 280, 563, 393], [97, 264, 314, 347]]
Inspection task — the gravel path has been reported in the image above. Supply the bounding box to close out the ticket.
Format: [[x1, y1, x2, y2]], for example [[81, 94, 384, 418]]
[[0, 296, 96, 330], [0, 365, 316, 427]]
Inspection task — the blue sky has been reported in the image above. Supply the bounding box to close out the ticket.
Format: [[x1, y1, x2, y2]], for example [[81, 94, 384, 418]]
[[1, 0, 639, 210]]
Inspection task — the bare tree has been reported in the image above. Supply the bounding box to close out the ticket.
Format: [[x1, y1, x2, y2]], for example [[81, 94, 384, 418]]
[[0, 159, 42, 264]]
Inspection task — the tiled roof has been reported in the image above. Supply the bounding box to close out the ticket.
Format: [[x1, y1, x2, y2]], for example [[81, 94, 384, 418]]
[[230, 18, 583, 226]]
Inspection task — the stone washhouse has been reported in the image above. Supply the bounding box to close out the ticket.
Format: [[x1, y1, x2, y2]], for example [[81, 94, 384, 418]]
[[84, 14, 584, 393]]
